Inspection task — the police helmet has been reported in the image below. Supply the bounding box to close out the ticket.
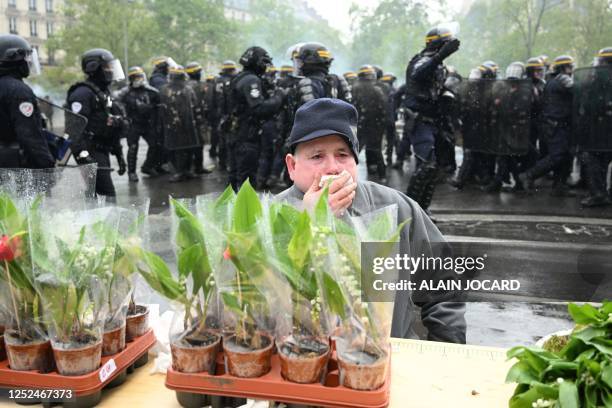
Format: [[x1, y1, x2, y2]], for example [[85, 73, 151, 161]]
[[357, 65, 376, 80], [82, 48, 124, 83], [479, 60, 498, 79], [551, 55, 574, 73], [525, 57, 545, 78], [185, 61, 203, 80], [425, 26, 454, 50], [169, 65, 187, 81], [539, 55, 550, 69], [381, 72, 397, 84], [343, 71, 357, 80], [372, 65, 383, 80], [127, 66, 146, 81], [0, 34, 39, 77], [239, 46, 272, 76], [221, 59, 237, 74], [597, 47, 612, 66], [505, 61, 526, 79]]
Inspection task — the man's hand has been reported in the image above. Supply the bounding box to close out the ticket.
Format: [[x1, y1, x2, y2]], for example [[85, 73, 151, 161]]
[[303, 171, 357, 217], [437, 38, 461, 60]]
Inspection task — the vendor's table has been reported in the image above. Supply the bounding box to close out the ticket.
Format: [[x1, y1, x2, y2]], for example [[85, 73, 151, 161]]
[[0, 338, 515, 407]]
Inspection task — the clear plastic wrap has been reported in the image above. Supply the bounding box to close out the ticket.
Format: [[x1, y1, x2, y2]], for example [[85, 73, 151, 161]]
[[28, 205, 121, 351]]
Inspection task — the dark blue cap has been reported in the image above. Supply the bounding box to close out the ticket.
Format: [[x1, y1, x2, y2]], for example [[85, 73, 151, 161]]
[[287, 98, 359, 162]]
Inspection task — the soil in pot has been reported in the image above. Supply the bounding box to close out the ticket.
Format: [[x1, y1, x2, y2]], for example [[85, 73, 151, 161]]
[[126, 305, 149, 341], [170, 331, 221, 373], [0, 335, 5, 361], [103, 322, 126, 356], [338, 348, 388, 391], [4, 331, 53, 372], [52, 334, 102, 376], [278, 336, 330, 383], [223, 333, 274, 378]]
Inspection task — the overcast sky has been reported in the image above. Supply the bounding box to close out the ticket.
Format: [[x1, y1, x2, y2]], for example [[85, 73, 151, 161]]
[[305, 0, 464, 39]]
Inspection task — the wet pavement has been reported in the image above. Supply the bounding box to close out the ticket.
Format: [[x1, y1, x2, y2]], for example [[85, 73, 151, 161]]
[[109, 142, 611, 348]]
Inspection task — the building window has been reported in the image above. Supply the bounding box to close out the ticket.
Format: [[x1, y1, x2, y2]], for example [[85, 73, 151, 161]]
[[30, 20, 38, 37], [29, 0, 37, 11], [48, 48, 55, 65], [46, 0, 53, 13], [46, 21, 54, 36], [8, 0, 17, 8], [9, 17, 18, 34]]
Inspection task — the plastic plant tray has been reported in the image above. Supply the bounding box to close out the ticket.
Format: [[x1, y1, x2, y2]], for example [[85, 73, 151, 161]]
[[0, 328, 155, 404], [166, 348, 391, 408]]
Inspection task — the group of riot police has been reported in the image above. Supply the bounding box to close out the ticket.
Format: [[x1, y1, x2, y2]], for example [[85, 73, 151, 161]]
[[2, 30, 612, 211]]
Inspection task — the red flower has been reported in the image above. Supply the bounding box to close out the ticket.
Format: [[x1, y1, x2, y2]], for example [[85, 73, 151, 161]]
[[0, 235, 22, 262], [223, 247, 231, 260]]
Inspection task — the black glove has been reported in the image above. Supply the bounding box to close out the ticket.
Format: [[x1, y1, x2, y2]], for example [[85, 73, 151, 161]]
[[436, 38, 461, 61], [116, 154, 127, 175]]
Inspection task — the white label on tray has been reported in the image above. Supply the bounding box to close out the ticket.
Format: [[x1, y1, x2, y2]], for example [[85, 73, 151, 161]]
[[99, 359, 117, 383]]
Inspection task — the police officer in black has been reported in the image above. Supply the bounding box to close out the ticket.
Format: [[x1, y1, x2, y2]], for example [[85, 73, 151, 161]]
[[519, 55, 576, 197], [522, 57, 546, 172], [404, 27, 460, 220], [0, 34, 54, 169], [352, 65, 388, 183], [228, 46, 284, 190], [579, 48, 612, 207], [211, 60, 238, 170], [149, 56, 173, 91], [118, 66, 161, 182], [185, 61, 212, 175], [292, 42, 351, 106], [380, 72, 398, 167], [67, 48, 127, 200]]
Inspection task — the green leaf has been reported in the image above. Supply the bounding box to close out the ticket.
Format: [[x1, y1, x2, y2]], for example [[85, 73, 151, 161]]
[[558, 381, 579, 408], [232, 180, 262, 233], [221, 291, 242, 313], [287, 211, 311, 272], [138, 250, 184, 301], [568, 303, 601, 325], [322, 271, 347, 319], [314, 187, 330, 225], [505, 361, 539, 384], [602, 364, 612, 389], [177, 244, 202, 279]]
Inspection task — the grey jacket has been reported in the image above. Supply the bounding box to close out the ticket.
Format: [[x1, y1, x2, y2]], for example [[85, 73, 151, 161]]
[[276, 180, 467, 344]]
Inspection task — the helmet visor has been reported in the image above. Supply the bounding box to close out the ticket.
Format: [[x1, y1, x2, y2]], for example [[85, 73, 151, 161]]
[[26, 48, 41, 77], [105, 58, 125, 82], [438, 21, 460, 38]]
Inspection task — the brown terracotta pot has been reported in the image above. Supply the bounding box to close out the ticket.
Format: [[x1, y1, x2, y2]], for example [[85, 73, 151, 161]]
[[4, 334, 53, 372], [223, 333, 274, 378], [52, 340, 102, 376], [170, 332, 221, 373], [126, 305, 149, 341], [338, 351, 388, 391], [278, 339, 330, 384], [102, 324, 126, 356]]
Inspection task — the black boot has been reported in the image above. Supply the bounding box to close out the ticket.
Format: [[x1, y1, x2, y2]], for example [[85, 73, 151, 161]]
[[407, 162, 437, 209], [127, 143, 139, 175], [449, 151, 473, 190]]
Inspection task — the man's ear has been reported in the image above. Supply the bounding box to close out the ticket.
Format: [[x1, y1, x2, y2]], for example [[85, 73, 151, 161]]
[[285, 153, 297, 181]]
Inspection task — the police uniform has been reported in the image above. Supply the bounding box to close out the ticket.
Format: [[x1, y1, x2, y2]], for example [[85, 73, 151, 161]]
[[0, 75, 54, 168]]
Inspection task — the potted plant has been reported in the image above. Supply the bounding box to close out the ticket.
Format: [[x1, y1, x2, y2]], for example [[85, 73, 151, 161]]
[[268, 195, 347, 384], [217, 181, 279, 378], [0, 193, 53, 372], [328, 205, 407, 391], [29, 206, 120, 376]]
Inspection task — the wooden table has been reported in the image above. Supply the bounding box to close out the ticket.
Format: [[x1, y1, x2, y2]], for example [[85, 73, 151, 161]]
[[0, 339, 515, 407]]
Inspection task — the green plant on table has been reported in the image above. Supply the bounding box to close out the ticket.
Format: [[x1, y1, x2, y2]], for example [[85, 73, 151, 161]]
[[0, 193, 44, 342], [506, 301, 612, 408]]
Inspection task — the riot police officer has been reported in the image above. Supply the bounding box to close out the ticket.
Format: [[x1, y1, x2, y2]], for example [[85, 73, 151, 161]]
[[210, 60, 238, 169], [403, 26, 460, 220], [185, 61, 212, 175], [577, 47, 612, 207], [291, 42, 351, 106], [0, 34, 54, 169], [118, 66, 162, 182], [522, 57, 546, 171], [67, 48, 127, 200], [149, 56, 173, 91], [343, 71, 357, 89], [381, 72, 399, 167], [352, 65, 388, 183], [228, 46, 284, 190], [520, 55, 576, 196], [159, 65, 203, 182]]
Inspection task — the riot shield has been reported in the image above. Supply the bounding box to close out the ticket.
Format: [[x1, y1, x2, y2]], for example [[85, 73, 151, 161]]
[[37, 97, 88, 165], [458, 79, 494, 152], [573, 65, 612, 152], [160, 84, 202, 151], [489, 79, 531, 155], [459, 79, 531, 155]]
